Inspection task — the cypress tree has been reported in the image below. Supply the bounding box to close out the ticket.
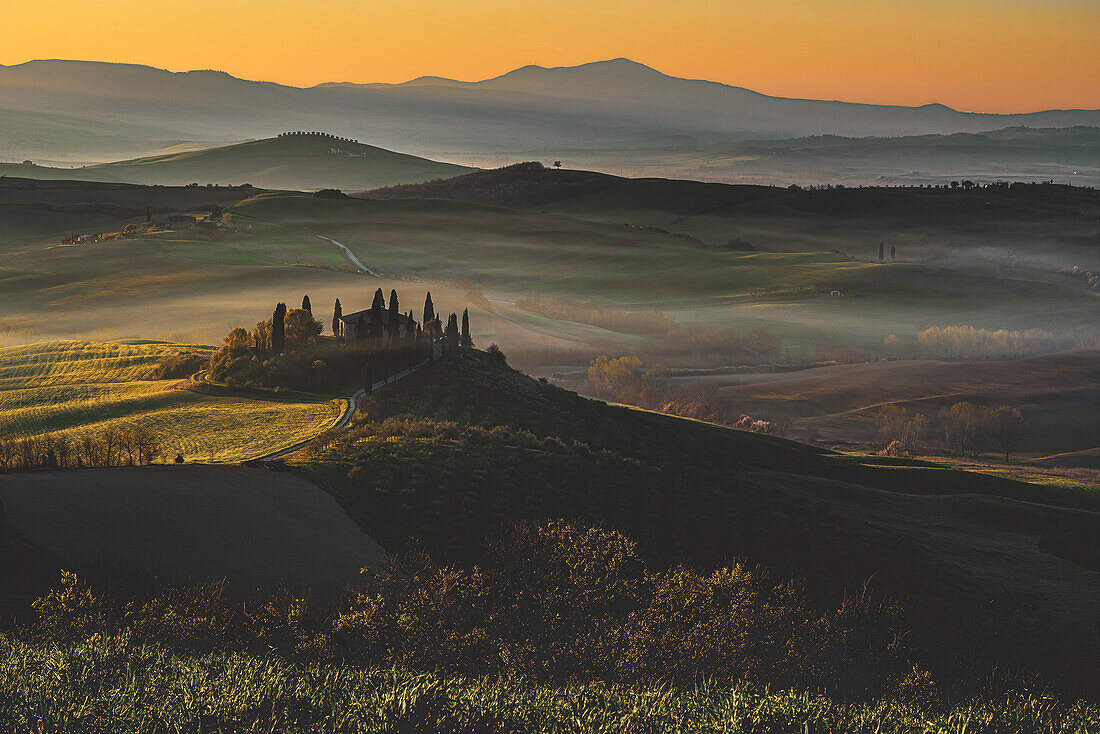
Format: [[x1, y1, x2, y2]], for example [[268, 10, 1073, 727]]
[[878, 242, 884, 262], [332, 298, 342, 337], [460, 308, 471, 348], [272, 303, 287, 355], [302, 295, 312, 313], [370, 288, 386, 343], [388, 289, 399, 327], [423, 292, 435, 326], [890, 246, 897, 262], [445, 313, 460, 349]]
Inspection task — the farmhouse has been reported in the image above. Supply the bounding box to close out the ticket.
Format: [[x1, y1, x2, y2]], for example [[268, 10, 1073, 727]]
[[337, 308, 416, 343]]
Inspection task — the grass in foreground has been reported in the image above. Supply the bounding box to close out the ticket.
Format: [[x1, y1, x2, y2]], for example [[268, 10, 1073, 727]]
[[0, 635, 1094, 734], [0, 340, 343, 462]]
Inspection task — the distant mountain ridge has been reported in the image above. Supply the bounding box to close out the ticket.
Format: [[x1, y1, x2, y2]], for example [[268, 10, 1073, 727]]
[[2, 58, 1097, 181]]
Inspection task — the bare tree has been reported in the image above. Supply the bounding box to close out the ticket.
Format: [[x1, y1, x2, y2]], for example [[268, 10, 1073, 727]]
[[125, 425, 161, 465], [989, 406, 1027, 462], [101, 426, 121, 467]]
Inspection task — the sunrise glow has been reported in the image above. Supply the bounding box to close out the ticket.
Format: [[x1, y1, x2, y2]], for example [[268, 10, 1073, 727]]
[[3, 0, 1098, 113]]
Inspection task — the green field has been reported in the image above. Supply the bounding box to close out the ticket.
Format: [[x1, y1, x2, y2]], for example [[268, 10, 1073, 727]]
[[0, 340, 343, 462]]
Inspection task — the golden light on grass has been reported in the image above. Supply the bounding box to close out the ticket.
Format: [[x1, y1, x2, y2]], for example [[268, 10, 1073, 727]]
[[0, 340, 343, 462]]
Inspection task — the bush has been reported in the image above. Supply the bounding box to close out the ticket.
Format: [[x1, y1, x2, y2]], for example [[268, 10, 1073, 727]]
[[23, 523, 927, 700], [148, 351, 207, 380]]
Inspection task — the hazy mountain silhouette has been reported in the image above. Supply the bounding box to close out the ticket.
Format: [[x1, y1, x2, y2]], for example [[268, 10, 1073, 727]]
[[2, 58, 1097, 170]]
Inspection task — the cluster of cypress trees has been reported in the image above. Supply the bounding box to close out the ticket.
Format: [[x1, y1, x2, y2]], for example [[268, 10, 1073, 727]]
[[420, 291, 471, 349], [255, 288, 473, 368]]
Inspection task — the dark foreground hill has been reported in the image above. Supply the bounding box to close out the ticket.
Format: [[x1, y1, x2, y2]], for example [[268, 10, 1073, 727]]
[[0, 465, 385, 587], [1, 348, 1097, 727], [301, 348, 1100, 691]]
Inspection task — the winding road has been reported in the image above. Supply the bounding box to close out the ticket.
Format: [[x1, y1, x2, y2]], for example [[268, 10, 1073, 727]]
[[309, 232, 380, 276], [189, 358, 432, 462]]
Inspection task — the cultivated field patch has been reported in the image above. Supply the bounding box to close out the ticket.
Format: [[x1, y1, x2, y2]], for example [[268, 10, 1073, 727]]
[[0, 340, 343, 462]]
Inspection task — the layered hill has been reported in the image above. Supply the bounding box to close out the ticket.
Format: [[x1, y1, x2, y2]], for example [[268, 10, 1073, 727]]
[[5, 135, 473, 191], [85, 134, 473, 190], [3, 58, 1098, 174]]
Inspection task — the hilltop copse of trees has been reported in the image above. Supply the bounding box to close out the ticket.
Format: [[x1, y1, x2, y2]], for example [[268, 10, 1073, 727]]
[[207, 288, 471, 393]]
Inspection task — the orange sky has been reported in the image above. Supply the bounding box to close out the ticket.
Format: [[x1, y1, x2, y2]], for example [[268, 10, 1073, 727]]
[[3, 0, 1098, 112]]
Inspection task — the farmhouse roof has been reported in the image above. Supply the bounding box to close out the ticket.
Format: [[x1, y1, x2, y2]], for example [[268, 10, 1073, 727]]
[[339, 308, 414, 325]]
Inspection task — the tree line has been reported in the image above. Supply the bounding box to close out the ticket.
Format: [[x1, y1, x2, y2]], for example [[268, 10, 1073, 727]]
[[876, 402, 1028, 461], [0, 425, 162, 473], [884, 325, 1064, 361], [586, 356, 789, 435]]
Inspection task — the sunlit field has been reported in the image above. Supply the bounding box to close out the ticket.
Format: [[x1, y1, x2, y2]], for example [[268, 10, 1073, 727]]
[[0, 340, 343, 462]]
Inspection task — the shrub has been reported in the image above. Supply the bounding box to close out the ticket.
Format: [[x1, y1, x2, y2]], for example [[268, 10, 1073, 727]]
[[148, 351, 207, 380], [24, 523, 927, 700]]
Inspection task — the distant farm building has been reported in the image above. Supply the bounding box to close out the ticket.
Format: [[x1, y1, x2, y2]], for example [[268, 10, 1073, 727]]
[[164, 215, 197, 229], [337, 308, 416, 344]]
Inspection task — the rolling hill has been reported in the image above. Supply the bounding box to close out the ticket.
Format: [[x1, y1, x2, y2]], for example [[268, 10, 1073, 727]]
[[361, 163, 1100, 269], [0, 176, 256, 243], [84, 134, 474, 190], [5, 134, 474, 191], [300, 348, 1100, 689]]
